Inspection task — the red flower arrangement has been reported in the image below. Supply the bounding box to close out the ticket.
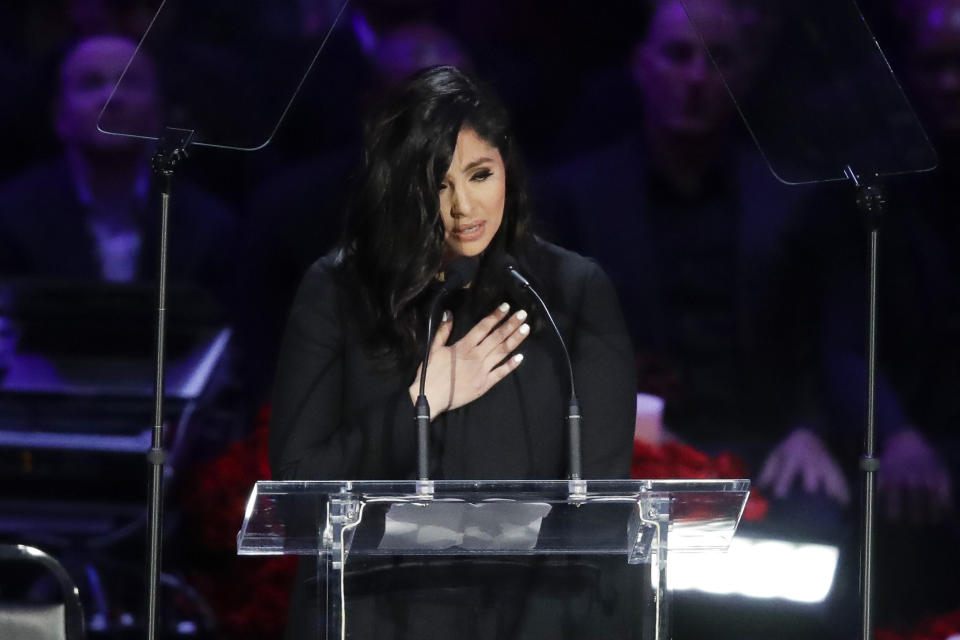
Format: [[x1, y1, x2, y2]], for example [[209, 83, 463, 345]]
[[630, 439, 770, 521], [877, 610, 960, 640], [179, 405, 296, 639]]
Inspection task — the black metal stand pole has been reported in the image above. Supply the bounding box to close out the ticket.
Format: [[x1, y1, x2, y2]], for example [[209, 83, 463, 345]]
[[145, 127, 194, 640], [851, 172, 887, 640]]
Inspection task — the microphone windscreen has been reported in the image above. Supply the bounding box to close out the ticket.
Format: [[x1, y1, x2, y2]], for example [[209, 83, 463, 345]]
[[499, 253, 530, 287], [443, 256, 479, 290], [499, 253, 519, 273]]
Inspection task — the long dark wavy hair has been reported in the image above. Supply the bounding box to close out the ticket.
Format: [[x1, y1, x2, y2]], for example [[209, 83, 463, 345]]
[[337, 66, 534, 365]]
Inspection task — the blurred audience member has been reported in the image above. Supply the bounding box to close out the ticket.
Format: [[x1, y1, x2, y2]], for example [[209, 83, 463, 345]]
[[0, 35, 237, 304], [373, 22, 472, 88], [898, 0, 960, 149], [251, 0, 374, 157], [789, 0, 958, 521], [0, 33, 243, 632], [779, 0, 959, 624], [539, 0, 850, 508]]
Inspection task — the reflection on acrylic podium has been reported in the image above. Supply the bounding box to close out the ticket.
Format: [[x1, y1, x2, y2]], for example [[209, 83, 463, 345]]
[[239, 479, 749, 640]]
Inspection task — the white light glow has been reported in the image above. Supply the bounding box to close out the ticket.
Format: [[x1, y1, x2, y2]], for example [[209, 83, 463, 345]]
[[667, 537, 839, 603], [242, 486, 260, 527]]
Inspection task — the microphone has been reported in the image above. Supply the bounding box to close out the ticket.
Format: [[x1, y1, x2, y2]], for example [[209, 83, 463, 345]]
[[436, 255, 478, 293], [501, 254, 583, 481], [416, 256, 479, 481]]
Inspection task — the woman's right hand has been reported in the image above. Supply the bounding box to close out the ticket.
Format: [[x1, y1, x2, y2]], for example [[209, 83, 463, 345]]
[[409, 302, 530, 417]]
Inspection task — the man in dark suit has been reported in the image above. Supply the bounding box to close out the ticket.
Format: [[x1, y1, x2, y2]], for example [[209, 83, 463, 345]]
[[0, 34, 237, 303], [0, 32, 243, 462], [779, 0, 959, 623], [0, 34, 243, 630], [538, 0, 849, 509]]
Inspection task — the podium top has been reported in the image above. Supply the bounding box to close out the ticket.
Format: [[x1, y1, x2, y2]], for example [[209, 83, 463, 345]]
[[238, 479, 750, 560]]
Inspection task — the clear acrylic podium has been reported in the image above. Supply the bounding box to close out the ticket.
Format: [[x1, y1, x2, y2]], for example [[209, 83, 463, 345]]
[[238, 479, 749, 639]]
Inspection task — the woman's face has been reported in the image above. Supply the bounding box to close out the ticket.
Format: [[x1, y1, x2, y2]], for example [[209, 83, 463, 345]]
[[439, 127, 506, 259]]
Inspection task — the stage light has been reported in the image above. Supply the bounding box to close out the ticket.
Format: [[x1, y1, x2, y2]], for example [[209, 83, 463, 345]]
[[666, 536, 839, 603]]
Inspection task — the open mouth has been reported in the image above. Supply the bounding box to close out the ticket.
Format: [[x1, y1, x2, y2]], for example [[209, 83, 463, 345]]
[[453, 220, 485, 241]]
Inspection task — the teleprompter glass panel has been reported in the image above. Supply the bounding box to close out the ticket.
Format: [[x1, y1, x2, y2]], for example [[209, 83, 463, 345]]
[[678, 0, 936, 184], [97, 0, 352, 151]]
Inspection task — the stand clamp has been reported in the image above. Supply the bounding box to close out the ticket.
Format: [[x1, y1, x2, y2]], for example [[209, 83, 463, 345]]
[[151, 128, 195, 178]]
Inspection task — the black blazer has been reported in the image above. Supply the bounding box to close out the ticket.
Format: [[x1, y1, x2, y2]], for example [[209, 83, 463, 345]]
[[269, 238, 637, 482], [269, 239, 638, 640], [535, 138, 806, 445]]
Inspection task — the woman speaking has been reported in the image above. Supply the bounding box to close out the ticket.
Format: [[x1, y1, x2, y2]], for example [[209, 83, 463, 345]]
[[269, 66, 637, 639]]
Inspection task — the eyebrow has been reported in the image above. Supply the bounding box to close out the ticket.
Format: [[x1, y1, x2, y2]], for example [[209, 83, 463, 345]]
[[460, 157, 495, 172]]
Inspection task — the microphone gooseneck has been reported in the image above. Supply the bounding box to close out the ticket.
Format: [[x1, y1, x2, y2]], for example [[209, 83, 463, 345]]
[[416, 256, 479, 481], [503, 256, 583, 481]]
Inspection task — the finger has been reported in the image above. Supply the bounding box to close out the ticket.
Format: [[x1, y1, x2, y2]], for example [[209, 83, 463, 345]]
[[484, 320, 530, 368], [935, 470, 953, 511], [907, 485, 927, 525], [828, 465, 851, 505], [929, 471, 952, 522], [919, 467, 948, 523], [463, 302, 512, 346], [757, 451, 781, 489], [430, 310, 453, 351], [774, 453, 800, 499], [484, 352, 525, 389], [916, 469, 939, 523], [822, 462, 849, 505], [802, 459, 820, 495], [904, 471, 922, 491], [902, 474, 927, 524], [478, 309, 528, 358], [920, 466, 943, 494]]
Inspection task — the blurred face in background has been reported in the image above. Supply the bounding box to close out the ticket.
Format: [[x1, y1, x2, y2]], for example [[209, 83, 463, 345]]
[[904, 0, 960, 141], [632, 0, 744, 137], [375, 23, 472, 88], [56, 35, 160, 153]]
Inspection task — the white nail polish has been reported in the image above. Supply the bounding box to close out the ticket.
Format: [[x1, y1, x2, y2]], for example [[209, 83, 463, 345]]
[[441, 310, 451, 322], [513, 353, 524, 363], [519, 323, 530, 335], [498, 302, 510, 313], [516, 309, 528, 322]]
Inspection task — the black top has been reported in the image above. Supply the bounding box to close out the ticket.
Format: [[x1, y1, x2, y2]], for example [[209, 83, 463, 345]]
[[269, 238, 637, 482], [269, 238, 638, 640]]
